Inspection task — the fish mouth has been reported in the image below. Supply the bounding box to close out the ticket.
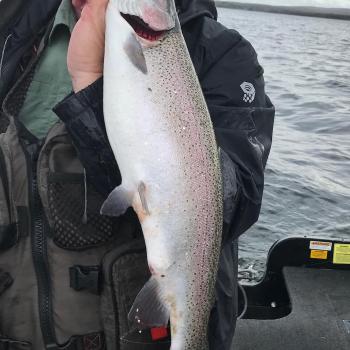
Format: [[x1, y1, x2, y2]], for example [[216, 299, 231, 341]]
[[121, 13, 167, 42]]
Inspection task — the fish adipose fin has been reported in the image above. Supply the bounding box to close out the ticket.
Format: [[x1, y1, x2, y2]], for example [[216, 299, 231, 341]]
[[138, 181, 150, 215], [100, 185, 133, 217], [128, 276, 170, 329]]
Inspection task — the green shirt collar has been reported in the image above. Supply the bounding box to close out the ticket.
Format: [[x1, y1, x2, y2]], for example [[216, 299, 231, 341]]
[[50, 0, 77, 38]]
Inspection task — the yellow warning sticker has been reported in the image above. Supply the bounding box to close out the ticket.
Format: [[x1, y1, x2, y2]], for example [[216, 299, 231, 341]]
[[310, 250, 328, 260], [333, 244, 350, 264]]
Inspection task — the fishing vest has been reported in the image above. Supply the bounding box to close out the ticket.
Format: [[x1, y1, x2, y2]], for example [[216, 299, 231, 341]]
[[0, 29, 172, 350]]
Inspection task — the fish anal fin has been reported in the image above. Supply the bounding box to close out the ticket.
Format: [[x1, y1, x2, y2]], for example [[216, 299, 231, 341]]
[[128, 276, 169, 330], [100, 185, 133, 217]]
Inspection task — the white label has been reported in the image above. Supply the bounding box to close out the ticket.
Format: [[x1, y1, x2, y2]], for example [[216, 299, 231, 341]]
[[240, 82, 256, 103], [309, 241, 332, 251]]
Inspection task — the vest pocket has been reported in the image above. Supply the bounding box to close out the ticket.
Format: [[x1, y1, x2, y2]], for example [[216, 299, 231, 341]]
[[101, 238, 172, 349], [47, 172, 120, 250], [0, 224, 17, 251]]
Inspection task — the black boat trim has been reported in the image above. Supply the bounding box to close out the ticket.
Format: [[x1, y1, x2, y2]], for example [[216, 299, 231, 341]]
[[238, 236, 350, 320]]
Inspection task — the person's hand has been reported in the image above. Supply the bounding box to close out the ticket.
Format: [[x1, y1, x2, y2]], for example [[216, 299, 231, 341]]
[[68, 0, 109, 92]]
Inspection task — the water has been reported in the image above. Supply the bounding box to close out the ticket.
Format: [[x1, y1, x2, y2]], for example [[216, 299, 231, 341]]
[[217, 8, 350, 280]]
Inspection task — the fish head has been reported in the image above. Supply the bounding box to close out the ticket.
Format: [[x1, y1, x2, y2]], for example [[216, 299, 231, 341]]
[[111, 0, 178, 43]]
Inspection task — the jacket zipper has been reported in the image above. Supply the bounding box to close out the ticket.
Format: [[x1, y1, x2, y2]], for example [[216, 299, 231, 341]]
[[26, 142, 58, 350], [1, 22, 59, 349], [0, 34, 12, 80]]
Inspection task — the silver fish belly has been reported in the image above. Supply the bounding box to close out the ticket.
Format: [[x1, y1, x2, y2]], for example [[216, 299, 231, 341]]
[[102, 1, 223, 349]]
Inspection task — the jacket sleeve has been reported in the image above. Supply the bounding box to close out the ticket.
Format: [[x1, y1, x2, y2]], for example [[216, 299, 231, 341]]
[[53, 78, 121, 198], [197, 26, 275, 242]]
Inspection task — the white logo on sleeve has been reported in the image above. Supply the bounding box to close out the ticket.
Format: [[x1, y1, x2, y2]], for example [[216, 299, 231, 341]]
[[240, 82, 256, 103]]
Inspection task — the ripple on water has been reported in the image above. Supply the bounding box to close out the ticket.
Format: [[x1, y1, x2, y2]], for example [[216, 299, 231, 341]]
[[324, 79, 349, 89], [315, 123, 350, 135], [297, 101, 335, 111], [278, 93, 301, 100]]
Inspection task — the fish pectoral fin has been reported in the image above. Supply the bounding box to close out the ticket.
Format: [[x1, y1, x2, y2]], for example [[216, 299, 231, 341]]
[[123, 33, 147, 74], [100, 185, 133, 217], [128, 276, 169, 329], [138, 181, 151, 215]]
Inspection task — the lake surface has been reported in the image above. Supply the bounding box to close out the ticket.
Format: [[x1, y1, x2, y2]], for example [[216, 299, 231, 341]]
[[217, 8, 350, 279]]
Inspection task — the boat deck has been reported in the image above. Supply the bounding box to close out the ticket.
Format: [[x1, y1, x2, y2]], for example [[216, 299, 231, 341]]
[[233, 266, 350, 349]]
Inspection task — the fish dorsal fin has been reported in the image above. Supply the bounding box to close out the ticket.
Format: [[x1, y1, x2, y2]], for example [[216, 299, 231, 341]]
[[128, 276, 170, 329], [100, 185, 133, 217]]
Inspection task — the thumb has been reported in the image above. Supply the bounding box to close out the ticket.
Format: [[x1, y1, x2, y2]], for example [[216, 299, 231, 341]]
[[72, 0, 109, 19], [77, 0, 109, 45]]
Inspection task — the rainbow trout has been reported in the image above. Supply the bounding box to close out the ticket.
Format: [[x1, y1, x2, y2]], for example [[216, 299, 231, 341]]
[[102, 1, 223, 349]]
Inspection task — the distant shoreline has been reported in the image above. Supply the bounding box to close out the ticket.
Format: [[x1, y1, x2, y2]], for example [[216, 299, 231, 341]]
[[215, 1, 350, 21]]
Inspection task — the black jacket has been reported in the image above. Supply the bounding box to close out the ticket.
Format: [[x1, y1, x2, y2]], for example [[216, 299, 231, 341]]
[[0, 0, 274, 349]]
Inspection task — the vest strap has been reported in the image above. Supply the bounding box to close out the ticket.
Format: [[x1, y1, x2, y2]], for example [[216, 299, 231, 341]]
[[0, 336, 31, 350], [46, 332, 105, 350], [65, 332, 105, 350], [120, 329, 171, 350]]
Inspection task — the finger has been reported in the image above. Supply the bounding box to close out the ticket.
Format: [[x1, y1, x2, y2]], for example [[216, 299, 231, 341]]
[[72, 0, 109, 18], [80, 0, 109, 21], [72, 0, 86, 8], [72, 0, 86, 17], [86, 0, 109, 11]]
